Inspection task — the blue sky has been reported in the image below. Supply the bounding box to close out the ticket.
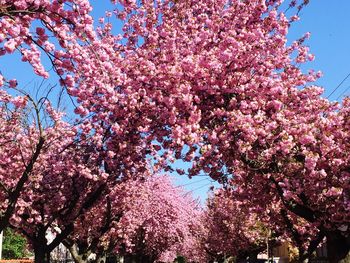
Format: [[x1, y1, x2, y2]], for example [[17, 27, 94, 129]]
[[288, 1, 350, 99], [1, 1, 350, 204]]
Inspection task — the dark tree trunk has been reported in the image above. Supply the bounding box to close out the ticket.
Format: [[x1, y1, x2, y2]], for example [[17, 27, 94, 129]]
[[246, 251, 258, 263], [326, 230, 350, 263], [123, 255, 136, 263], [123, 254, 152, 263], [33, 231, 51, 263], [33, 244, 50, 263]]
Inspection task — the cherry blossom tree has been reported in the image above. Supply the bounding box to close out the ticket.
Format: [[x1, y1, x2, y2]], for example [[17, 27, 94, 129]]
[[203, 187, 331, 262], [5, 97, 153, 263], [0, 0, 105, 237], [117, 175, 200, 263], [0, 88, 54, 232], [0, 86, 104, 263], [0, 3, 161, 262], [1, 0, 349, 262], [87, 1, 349, 259], [64, 174, 201, 263], [83, 0, 348, 260], [199, 188, 272, 262], [190, 59, 350, 260], [11, 137, 108, 263]]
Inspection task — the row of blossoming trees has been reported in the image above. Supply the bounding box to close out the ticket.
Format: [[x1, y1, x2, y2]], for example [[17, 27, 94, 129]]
[[0, 0, 349, 262], [0, 89, 203, 263]]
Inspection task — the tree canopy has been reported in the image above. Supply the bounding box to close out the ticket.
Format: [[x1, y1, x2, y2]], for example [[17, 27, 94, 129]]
[[0, 0, 348, 262]]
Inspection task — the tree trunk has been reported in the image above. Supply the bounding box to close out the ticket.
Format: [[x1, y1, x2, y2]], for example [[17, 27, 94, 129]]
[[95, 253, 107, 263], [326, 230, 350, 263], [67, 243, 90, 263], [123, 254, 152, 263], [248, 251, 258, 263], [33, 245, 50, 263], [338, 250, 350, 263], [123, 255, 137, 263], [33, 232, 51, 263], [116, 255, 124, 263]]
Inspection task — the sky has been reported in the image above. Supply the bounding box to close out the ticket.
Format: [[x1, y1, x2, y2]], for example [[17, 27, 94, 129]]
[[1, 1, 350, 205], [287, 1, 350, 99]]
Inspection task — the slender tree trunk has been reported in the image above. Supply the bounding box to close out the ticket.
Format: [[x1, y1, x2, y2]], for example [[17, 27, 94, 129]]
[[326, 230, 350, 263]]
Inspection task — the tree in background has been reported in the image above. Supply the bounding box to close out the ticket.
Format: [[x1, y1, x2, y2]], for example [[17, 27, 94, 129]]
[[64, 174, 201, 263], [2, 228, 30, 259], [199, 188, 272, 262], [116, 175, 201, 263], [202, 187, 331, 262], [0, 90, 43, 232]]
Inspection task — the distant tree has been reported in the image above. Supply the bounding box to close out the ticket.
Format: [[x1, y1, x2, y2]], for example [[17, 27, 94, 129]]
[[2, 228, 29, 259], [200, 188, 271, 262], [63, 174, 201, 263]]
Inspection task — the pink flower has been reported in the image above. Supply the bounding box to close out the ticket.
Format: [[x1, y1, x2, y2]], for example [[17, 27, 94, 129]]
[[305, 155, 318, 171], [308, 54, 315, 61], [4, 39, 17, 53], [9, 79, 18, 88], [299, 134, 315, 145], [74, 106, 88, 116], [36, 27, 45, 36]]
